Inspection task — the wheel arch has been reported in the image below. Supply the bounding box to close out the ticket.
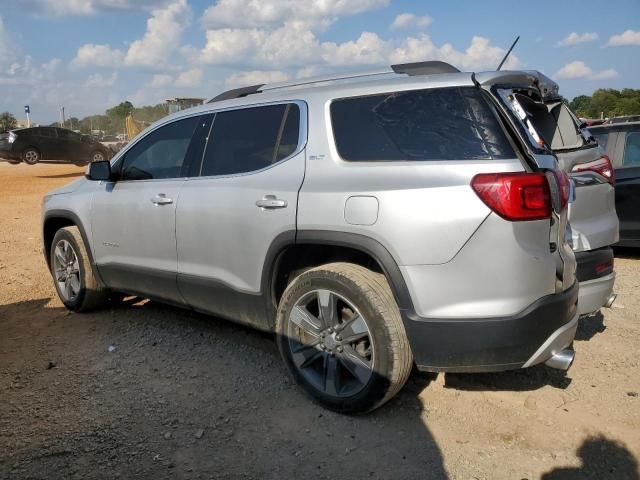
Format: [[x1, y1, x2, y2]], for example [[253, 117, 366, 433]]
[[265, 230, 414, 318], [42, 210, 99, 281]]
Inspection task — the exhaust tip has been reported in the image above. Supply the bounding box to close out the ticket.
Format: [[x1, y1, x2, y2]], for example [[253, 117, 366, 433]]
[[545, 349, 575, 371], [604, 293, 617, 309]]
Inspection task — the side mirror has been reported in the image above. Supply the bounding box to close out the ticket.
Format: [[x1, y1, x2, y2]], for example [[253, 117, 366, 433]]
[[86, 160, 112, 181]]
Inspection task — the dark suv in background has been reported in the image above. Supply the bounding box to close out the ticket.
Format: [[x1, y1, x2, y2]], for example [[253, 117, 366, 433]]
[[0, 126, 111, 165], [590, 121, 640, 247]]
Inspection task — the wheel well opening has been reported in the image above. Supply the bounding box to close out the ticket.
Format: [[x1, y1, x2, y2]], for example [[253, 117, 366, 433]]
[[43, 217, 75, 268], [271, 244, 384, 307]]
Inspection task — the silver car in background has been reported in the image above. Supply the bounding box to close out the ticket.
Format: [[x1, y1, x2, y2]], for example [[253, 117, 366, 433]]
[[43, 61, 580, 413]]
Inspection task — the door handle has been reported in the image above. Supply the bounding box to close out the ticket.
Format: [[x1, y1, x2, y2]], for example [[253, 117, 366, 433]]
[[256, 195, 287, 209], [151, 194, 173, 205]]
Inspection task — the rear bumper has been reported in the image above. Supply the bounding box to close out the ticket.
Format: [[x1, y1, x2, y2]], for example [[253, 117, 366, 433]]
[[578, 273, 615, 315], [575, 247, 615, 315], [401, 282, 579, 372]]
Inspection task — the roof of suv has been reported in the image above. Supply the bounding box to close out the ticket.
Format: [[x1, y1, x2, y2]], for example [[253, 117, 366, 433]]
[[154, 61, 559, 127]]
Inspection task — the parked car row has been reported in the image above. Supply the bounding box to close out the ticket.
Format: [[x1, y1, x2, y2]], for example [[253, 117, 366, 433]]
[[41, 62, 628, 412], [589, 121, 640, 247], [0, 126, 112, 165]]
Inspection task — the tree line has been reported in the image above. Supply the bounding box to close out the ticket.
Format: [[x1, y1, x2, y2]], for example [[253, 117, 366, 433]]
[[569, 88, 640, 119]]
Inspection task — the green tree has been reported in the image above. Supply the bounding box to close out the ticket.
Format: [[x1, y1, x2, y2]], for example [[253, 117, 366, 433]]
[[0, 112, 17, 133], [106, 101, 134, 119], [569, 95, 594, 118]]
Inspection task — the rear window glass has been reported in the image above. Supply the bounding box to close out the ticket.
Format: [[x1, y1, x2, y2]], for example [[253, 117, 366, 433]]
[[200, 103, 300, 176], [330, 87, 515, 162]]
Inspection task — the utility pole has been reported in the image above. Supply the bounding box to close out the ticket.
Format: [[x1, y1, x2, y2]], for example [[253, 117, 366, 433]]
[[24, 105, 31, 127], [60, 107, 66, 128]]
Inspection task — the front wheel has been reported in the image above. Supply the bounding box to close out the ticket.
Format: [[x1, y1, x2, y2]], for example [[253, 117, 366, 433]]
[[50, 226, 108, 312], [276, 263, 413, 413], [22, 148, 40, 165]]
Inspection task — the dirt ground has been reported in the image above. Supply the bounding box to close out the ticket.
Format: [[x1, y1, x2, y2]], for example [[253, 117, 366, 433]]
[[0, 162, 638, 480]]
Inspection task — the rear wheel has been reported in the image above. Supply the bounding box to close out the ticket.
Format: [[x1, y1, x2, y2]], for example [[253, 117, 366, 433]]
[[90, 150, 105, 163], [22, 148, 40, 165], [50, 226, 108, 312], [276, 262, 413, 413]]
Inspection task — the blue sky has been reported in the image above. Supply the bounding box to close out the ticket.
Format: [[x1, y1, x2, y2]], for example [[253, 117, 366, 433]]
[[0, 0, 638, 123]]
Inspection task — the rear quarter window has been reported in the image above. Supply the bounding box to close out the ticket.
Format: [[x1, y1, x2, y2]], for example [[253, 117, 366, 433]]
[[330, 87, 515, 162]]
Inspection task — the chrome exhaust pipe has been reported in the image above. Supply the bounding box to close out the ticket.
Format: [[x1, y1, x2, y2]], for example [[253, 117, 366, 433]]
[[604, 293, 617, 309], [545, 349, 575, 371]]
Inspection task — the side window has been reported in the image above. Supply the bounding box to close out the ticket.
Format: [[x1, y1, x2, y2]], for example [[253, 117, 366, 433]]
[[331, 87, 515, 162], [58, 129, 82, 141], [120, 116, 200, 181], [199, 104, 300, 177], [622, 132, 640, 167]]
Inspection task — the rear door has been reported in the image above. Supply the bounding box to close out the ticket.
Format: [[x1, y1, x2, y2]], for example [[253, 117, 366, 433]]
[[176, 102, 305, 329]]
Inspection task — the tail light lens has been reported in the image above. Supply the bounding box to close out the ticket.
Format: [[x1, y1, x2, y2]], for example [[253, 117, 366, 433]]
[[471, 172, 551, 221], [8, 131, 16, 144], [551, 168, 571, 210], [572, 155, 615, 185]]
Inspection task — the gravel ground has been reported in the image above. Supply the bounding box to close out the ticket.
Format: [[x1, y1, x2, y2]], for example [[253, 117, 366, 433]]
[[1, 162, 639, 480]]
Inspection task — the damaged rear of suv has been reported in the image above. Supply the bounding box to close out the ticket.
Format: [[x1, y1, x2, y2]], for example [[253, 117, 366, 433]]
[[485, 72, 619, 316]]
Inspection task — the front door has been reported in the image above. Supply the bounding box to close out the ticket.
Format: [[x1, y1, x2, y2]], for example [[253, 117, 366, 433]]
[[176, 102, 305, 328], [91, 114, 205, 303]]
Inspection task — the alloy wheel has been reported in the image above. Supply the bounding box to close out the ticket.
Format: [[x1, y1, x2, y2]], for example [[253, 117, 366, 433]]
[[52, 239, 81, 301], [92, 152, 105, 162], [287, 289, 374, 398]]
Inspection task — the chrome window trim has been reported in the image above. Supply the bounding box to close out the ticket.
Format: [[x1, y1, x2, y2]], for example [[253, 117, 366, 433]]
[[110, 100, 308, 184]]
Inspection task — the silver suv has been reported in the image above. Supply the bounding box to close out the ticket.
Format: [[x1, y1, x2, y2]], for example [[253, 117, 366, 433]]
[[43, 62, 581, 413]]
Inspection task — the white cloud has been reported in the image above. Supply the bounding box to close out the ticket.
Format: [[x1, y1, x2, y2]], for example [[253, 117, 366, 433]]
[[554, 61, 618, 80], [73, 43, 125, 67], [557, 32, 598, 47], [193, 25, 518, 72], [150, 73, 173, 87], [86, 71, 118, 87], [390, 13, 432, 30], [606, 29, 640, 46], [124, 0, 190, 67], [71, 0, 189, 68], [202, 0, 389, 29], [22, 0, 172, 16], [589, 68, 618, 80], [174, 67, 202, 87], [225, 70, 288, 88]]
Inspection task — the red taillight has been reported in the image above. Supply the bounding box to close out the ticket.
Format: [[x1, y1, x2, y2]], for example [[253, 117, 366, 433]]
[[572, 155, 615, 186], [471, 172, 551, 221]]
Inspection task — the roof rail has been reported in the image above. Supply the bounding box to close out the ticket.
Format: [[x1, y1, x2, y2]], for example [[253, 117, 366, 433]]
[[391, 61, 460, 76], [207, 60, 461, 103], [208, 84, 264, 103]]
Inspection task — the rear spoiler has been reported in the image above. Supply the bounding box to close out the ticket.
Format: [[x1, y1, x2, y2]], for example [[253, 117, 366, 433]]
[[474, 70, 560, 100]]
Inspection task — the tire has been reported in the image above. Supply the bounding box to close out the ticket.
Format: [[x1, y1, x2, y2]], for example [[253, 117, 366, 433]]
[[89, 150, 106, 163], [22, 148, 40, 165], [50, 226, 108, 312], [276, 262, 413, 413], [8, 160, 21, 165]]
